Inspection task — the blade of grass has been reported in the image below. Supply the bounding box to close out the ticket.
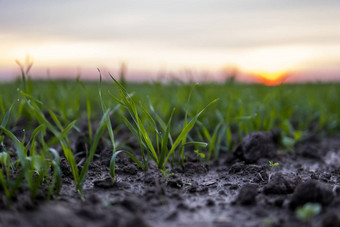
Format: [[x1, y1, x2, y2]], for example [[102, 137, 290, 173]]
[[77, 109, 110, 192], [0, 171, 11, 199], [1, 104, 13, 128], [48, 148, 62, 198], [0, 126, 33, 198], [86, 98, 93, 142], [0, 96, 5, 116], [99, 71, 116, 153], [162, 98, 218, 169], [158, 108, 175, 168], [110, 150, 145, 182]]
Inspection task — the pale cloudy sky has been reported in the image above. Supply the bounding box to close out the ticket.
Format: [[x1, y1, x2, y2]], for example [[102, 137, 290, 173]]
[[1, 0, 340, 82]]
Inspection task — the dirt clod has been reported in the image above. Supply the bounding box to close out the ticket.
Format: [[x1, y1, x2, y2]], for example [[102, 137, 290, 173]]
[[322, 211, 340, 227], [121, 164, 138, 175], [235, 184, 258, 205], [233, 131, 279, 163], [289, 180, 334, 210], [183, 162, 209, 176], [295, 142, 322, 159], [93, 177, 114, 188], [264, 173, 300, 194]]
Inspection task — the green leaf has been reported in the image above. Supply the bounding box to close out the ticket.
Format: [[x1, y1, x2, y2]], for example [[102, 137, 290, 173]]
[[158, 108, 175, 168], [1, 104, 13, 128], [86, 98, 93, 142], [148, 98, 167, 130], [183, 141, 208, 147], [294, 131, 304, 141], [110, 76, 159, 164], [61, 142, 79, 184], [30, 124, 46, 142], [0, 95, 5, 116], [296, 203, 322, 222], [77, 109, 110, 191], [47, 120, 77, 146], [194, 150, 205, 159], [99, 73, 116, 152], [110, 150, 145, 182], [0, 171, 11, 199], [30, 155, 47, 175], [0, 126, 33, 197], [49, 148, 62, 196], [47, 109, 64, 132], [162, 98, 219, 169], [109, 73, 129, 95]]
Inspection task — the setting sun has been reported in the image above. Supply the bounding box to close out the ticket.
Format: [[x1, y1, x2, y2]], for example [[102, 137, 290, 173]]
[[252, 71, 289, 85]]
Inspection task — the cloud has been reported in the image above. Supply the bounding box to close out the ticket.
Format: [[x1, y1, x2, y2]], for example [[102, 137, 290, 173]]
[[1, 0, 340, 50]]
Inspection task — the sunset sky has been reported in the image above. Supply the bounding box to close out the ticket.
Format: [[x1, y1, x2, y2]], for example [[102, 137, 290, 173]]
[[1, 0, 340, 83]]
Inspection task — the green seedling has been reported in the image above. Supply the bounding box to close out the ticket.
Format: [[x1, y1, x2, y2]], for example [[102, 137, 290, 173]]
[[20, 91, 108, 197], [281, 120, 305, 149], [0, 104, 61, 202], [47, 148, 62, 200], [0, 106, 19, 201], [161, 168, 174, 178], [0, 125, 60, 201], [269, 161, 279, 168], [196, 120, 223, 161], [268, 161, 279, 182], [194, 149, 205, 159], [179, 83, 197, 167], [98, 70, 120, 182], [76, 77, 93, 142], [296, 203, 321, 222], [15, 56, 33, 93], [0, 151, 14, 200], [108, 74, 217, 182]]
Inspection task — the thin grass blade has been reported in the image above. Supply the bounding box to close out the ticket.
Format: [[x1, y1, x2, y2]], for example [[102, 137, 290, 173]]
[[162, 98, 218, 169], [110, 150, 145, 182]]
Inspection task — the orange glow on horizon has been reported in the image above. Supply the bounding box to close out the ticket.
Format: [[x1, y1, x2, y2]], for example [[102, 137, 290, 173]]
[[252, 71, 289, 86]]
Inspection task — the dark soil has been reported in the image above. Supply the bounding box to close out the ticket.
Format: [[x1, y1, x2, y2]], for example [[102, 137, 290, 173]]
[[1, 129, 340, 227]]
